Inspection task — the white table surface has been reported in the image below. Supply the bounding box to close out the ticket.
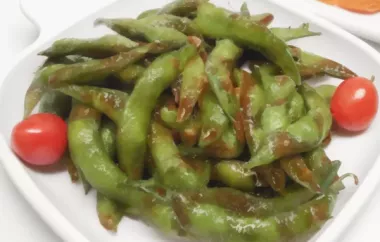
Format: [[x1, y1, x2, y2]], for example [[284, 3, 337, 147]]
[[1, 1, 380, 241]]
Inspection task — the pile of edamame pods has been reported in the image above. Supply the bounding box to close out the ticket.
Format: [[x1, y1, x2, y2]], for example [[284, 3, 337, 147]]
[[23, 0, 360, 241]]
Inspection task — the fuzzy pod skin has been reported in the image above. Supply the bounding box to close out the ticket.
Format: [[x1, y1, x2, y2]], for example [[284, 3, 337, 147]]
[[48, 43, 170, 88], [68, 103, 179, 235], [116, 43, 198, 179], [159, 100, 201, 147], [194, 2, 301, 85], [177, 54, 207, 123], [38, 35, 140, 58], [95, 18, 188, 48], [271, 23, 321, 42], [149, 121, 211, 190], [245, 83, 332, 169], [173, 192, 336, 242], [289, 46, 357, 80], [96, 192, 124, 232], [198, 90, 229, 148]]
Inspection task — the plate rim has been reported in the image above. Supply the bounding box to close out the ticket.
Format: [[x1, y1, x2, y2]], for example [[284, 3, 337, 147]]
[[1, 0, 380, 241], [276, 0, 380, 44]]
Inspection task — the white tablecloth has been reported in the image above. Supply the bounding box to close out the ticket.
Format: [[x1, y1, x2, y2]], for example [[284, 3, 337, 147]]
[[1, 1, 379, 241]]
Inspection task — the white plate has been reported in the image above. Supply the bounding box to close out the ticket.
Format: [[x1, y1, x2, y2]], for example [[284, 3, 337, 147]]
[[2, 0, 380, 241], [272, 0, 380, 44]]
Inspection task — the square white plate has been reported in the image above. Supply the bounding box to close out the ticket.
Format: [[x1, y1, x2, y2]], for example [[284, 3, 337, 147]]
[[2, 0, 380, 241], [272, 0, 380, 44]]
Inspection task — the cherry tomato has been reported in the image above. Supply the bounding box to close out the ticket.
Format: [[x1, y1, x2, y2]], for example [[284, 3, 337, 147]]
[[331, 77, 378, 132], [11, 113, 67, 166]]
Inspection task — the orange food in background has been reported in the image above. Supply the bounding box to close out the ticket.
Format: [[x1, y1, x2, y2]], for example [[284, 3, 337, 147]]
[[319, 0, 380, 14]]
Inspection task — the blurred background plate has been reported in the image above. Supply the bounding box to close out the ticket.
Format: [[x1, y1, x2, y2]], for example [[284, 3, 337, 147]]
[[271, 0, 380, 44]]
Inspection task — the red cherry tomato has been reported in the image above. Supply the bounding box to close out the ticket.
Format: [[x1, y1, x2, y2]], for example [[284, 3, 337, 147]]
[[11, 113, 67, 166], [331, 77, 378, 132]]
